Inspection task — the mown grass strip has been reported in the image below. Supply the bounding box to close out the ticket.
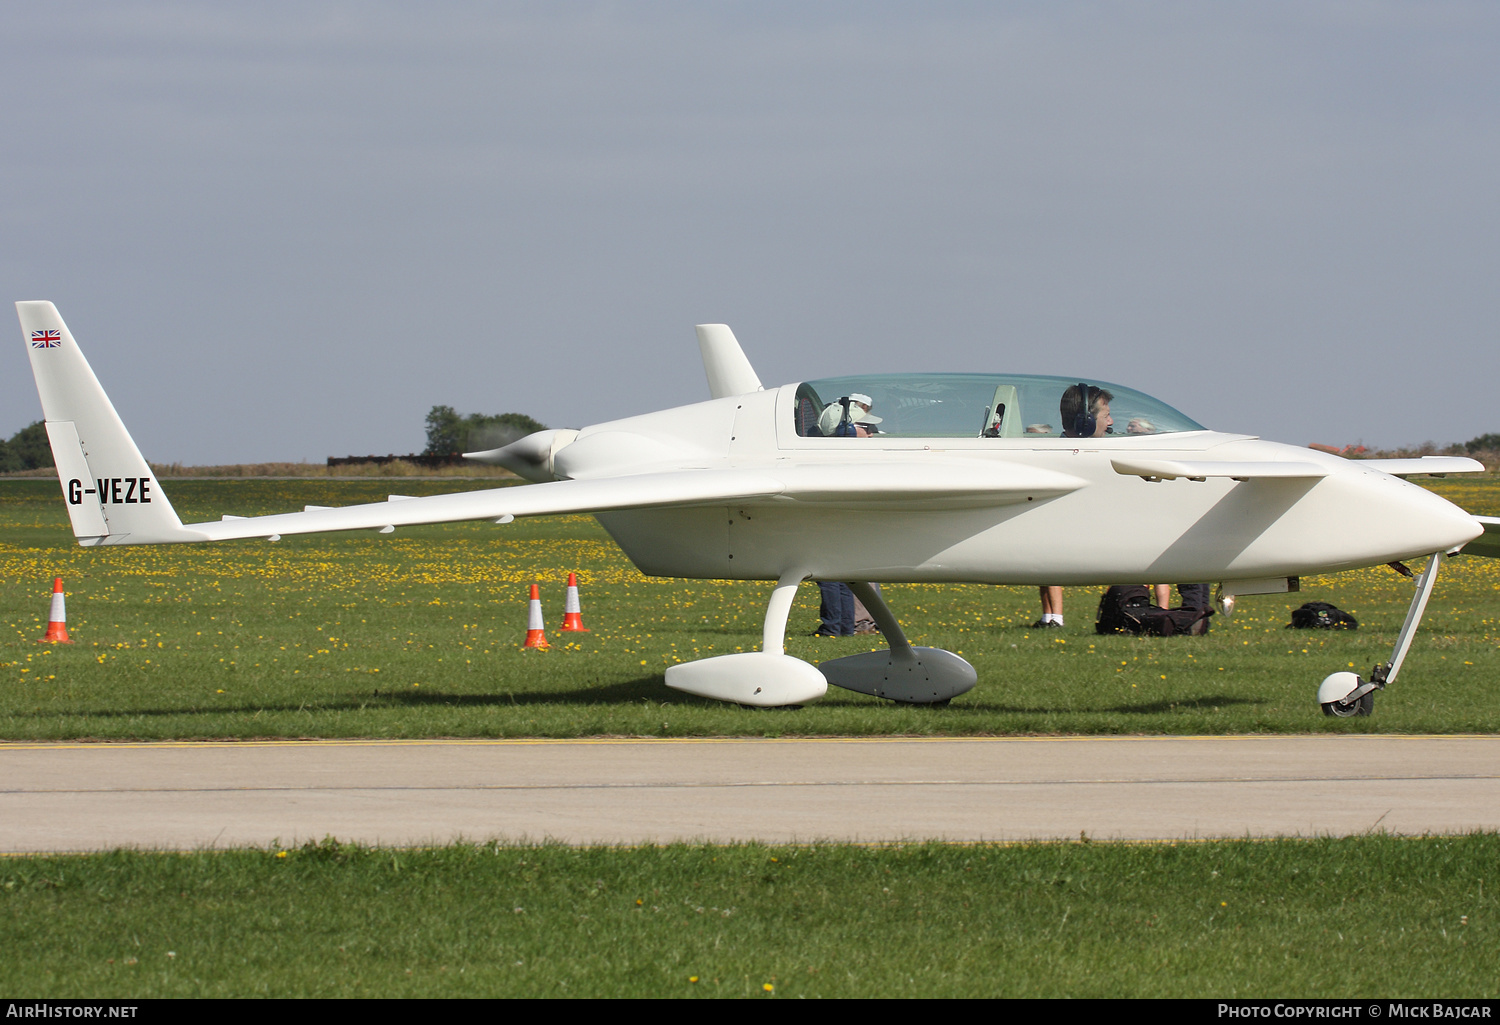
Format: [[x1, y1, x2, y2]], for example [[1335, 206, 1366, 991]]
[[1, 835, 1494, 998]]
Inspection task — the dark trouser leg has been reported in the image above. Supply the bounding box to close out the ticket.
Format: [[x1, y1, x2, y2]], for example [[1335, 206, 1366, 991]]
[[1178, 583, 1210, 611], [836, 583, 855, 635], [817, 582, 842, 636]]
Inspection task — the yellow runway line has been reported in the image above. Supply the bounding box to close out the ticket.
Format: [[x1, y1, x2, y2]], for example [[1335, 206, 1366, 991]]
[[0, 733, 1493, 751]]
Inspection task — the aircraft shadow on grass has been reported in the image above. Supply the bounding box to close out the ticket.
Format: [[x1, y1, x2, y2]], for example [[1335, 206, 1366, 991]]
[[8, 677, 683, 720], [25, 685, 1266, 720]]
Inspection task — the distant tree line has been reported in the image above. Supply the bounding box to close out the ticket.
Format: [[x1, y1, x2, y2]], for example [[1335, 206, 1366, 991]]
[[0, 422, 52, 473], [422, 406, 547, 456], [0, 414, 1494, 474]]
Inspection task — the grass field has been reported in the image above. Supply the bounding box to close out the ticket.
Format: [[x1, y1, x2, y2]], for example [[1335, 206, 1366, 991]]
[[2, 476, 1496, 999], [3, 835, 1495, 998], [2, 476, 1498, 739]]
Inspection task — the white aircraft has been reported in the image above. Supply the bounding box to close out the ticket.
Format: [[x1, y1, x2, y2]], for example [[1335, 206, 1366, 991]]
[[19, 301, 1500, 715]]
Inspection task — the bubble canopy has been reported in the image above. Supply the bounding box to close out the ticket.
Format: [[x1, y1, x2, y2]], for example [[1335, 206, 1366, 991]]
[[793, 374, 1205, 439]]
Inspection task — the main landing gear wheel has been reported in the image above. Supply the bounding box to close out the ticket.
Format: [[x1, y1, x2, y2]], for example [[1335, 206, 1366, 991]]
[[1321, 692, 1374, 717]]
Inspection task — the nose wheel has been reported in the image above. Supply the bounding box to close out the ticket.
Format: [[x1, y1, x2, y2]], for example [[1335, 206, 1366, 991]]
[[1321, 691, 1375, 717]]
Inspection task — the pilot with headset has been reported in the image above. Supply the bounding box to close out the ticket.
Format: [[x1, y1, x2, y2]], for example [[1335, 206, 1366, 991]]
[[1060, 382, 1114, 439]]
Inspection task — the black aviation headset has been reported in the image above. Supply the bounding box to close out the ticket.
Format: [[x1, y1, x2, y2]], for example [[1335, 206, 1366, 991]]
[[1071, 383, 1096, 438]]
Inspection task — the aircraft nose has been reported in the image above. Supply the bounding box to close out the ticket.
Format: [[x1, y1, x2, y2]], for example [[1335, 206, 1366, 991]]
[[1360, 471, 1482, 559]]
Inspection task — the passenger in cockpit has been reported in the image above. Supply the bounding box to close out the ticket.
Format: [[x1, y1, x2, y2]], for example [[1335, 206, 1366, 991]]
[[1060, 383, 1114, 439], [817, 393, 882, 438]]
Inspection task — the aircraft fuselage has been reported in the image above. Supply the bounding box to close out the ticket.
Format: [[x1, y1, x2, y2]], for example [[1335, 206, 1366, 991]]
[[563, 385, 1478, 585]]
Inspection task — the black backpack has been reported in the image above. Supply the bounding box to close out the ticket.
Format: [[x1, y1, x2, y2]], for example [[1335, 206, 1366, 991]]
[[1096, 585, 1213, 637], [1287, 601, 1358, 630], [1138, 606, 1213, 637], [1096, 585, 1154, 634]]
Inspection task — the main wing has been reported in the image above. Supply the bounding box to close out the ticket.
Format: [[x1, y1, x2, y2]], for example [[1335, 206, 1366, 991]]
[[190, 458, 1082, 543]]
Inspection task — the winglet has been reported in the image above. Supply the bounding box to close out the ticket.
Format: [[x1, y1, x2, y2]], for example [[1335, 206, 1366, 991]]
[[694, 324, 763, 399], [17, 301, 199, 545]]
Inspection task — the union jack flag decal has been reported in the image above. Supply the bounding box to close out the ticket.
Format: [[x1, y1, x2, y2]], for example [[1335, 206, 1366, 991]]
[[31, 330, 62, 348]]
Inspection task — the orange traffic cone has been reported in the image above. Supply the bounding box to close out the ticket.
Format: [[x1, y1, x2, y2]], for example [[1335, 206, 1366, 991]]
[[39, 577, 73, 644], [560, 572, 590, 632], [523, 584, 549, 649]]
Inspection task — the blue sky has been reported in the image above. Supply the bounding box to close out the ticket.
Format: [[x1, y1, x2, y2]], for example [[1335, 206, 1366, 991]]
[[5, 2, 1497, 462]]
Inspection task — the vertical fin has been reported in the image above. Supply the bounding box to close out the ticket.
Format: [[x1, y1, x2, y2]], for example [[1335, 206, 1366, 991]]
[[695, 324, 764, 399], [17, 301, 194, 544]]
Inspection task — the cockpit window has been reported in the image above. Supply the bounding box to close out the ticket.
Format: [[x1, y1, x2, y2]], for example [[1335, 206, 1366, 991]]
[[793, 374, 1204, 438]]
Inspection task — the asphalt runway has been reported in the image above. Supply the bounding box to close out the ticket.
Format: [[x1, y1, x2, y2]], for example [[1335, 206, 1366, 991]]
[[2, 735, 1497, 852]]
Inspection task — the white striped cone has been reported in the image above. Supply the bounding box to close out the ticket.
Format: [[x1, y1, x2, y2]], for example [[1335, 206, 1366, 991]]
[[523, 583, 549, 649], [39, 577, 72, 644], [560, 572, 589, 632]]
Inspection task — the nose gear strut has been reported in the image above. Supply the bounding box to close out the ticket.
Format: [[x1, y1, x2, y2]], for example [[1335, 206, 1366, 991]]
[[1317, 551, 1444, 717]]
